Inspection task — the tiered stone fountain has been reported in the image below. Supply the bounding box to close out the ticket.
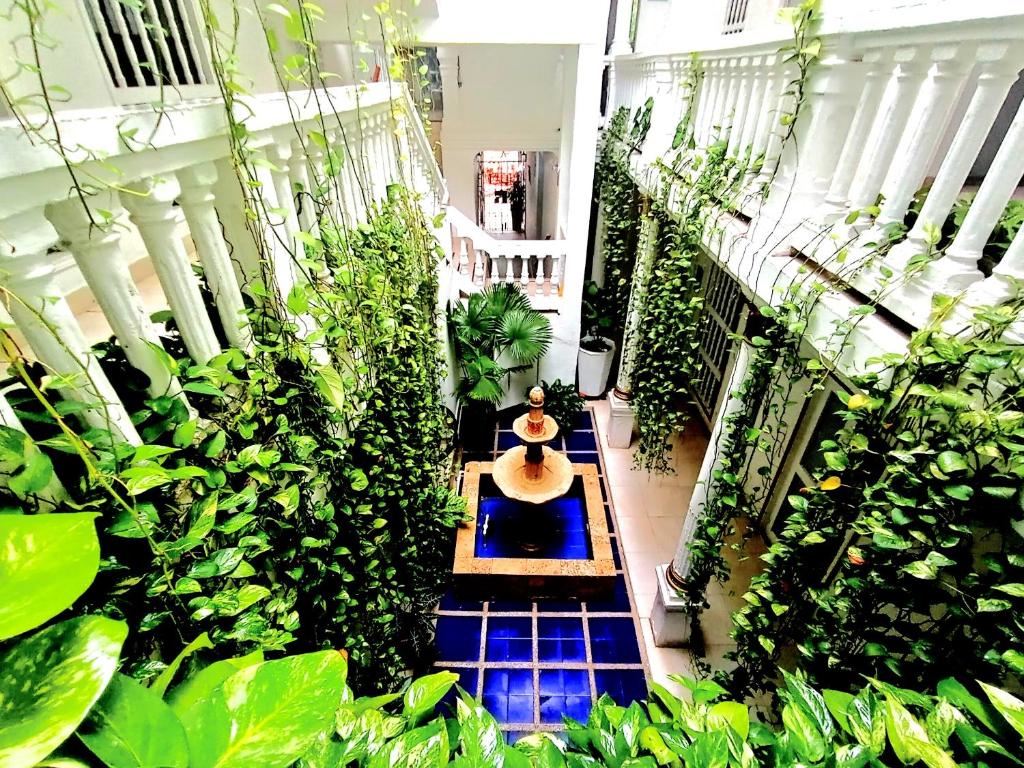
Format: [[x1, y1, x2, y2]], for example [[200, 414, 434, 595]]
[[492, 387, 573, 506]]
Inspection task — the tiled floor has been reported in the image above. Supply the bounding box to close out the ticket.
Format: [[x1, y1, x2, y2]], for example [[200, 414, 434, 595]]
[[436, 399, 767, 734], [435, 409, 648, 736]]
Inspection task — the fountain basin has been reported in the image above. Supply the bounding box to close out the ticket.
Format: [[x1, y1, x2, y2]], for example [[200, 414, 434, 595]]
[[453, 461, 615, 600]]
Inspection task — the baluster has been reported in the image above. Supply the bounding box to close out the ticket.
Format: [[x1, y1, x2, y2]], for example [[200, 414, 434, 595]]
[[1, 210, 141, 443], [695, 60, 724, 148], [843, 46, 929, 231], [715, 59, 741, 144], [746, 55, 779, 177], [875, 45, 972, 240], [474, 246, 486, 287], [264, 142, 306, 290], [123, 177, 221, 364], [755, 62, 798, 187], [46, 195, 185, 401], [736, 55, 766, 160], [488, 253, 499, 286], [288, 138, 317, 235], [551, 250, 563, 295], [890, 43, 1023, 265], [543, 253, 554, 295], [176, 162, 254, 352], [498, 252, 510, 284], [818, 49, 891, 222], [726, 57, 753, 157], [210, 157, 261, 291], [948, 218, 1024, 337], [339, 126, 367, 223], [520, 250, 530, 288], [459, 238, 470, 276], [921, 94, 1024, 291]]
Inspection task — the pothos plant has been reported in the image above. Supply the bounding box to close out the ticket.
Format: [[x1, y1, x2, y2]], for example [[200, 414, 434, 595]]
[[728, 295, 1024, 700]]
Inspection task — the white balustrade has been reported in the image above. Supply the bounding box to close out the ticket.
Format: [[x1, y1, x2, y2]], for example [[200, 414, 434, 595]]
[[0, 82, 447, 444]]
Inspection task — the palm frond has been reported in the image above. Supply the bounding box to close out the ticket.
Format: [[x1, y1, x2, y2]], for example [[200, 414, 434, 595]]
[[498, 308, 552, 363], [482, 283, 531, 318]]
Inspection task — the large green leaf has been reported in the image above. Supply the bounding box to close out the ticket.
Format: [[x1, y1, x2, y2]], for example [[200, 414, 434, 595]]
[[979, 682, 1024, 740], [456, 695, 505, 768], [403, 671, 458, 725], [498, 308, 552, 363], [0, 616, 127, 768], [180, 650, 346, 768], [77, 674, 189, 768], [167, 650, 263, 715], [0, 513, 100, 640]]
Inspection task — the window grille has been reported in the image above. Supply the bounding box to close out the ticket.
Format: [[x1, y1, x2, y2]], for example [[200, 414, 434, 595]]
[[83, 0, 208, 88], [723, 0, 750, 34], [692, 255, 747, 421]]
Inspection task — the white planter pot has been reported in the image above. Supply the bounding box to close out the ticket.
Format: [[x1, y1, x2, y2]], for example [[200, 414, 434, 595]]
[[577, 337, 616, 397]]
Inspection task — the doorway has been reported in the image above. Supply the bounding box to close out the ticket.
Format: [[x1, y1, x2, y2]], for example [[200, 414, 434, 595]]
[[476, 150, 527, 238]]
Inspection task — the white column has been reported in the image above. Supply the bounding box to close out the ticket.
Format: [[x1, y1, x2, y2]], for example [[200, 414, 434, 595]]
[[875, 46, 971, 236], [123, 177, 221, 364], [890, 43, 1023, 265], [608, 0, 633, 56], [818, 49, 891, 222], [210, 158, 261, 292], [844, 46, 928, 229], [176, 162, 254, 352], [1, 210, 141, 444], [924, 94, 1024, 292], [726, 57, 753, 158], [606, 211, 657, 448], [45, 194, 183, 401], [652, 338, 754, 646]]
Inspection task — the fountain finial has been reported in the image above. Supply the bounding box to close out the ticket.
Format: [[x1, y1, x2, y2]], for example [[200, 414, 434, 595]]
[[526, 386, 546, 437]]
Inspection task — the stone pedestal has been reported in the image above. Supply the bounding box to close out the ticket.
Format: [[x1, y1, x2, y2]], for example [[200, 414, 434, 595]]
[[651, 564, 692, 646], [606, 390, 634, 449]]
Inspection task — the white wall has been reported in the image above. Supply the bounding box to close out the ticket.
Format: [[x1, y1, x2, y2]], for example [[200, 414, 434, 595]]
[[438, 44, 566, 218]]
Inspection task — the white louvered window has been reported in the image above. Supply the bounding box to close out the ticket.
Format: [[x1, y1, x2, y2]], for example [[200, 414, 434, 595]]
[[723, 0, 750, 34], [83, 0, 209, 89]]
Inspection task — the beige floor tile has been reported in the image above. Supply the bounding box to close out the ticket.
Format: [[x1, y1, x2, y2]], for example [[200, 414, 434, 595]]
[[631, 589, 656, 619]]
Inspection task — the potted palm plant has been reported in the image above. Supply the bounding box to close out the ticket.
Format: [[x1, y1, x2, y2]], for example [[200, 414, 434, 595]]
[[577, 280, 616, 397], [448, 284, 552, 447]]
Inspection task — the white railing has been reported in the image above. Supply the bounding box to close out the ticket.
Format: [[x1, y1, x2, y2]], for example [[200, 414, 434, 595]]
[[0, 81, 447, 444], [608, 9, 1024, 347], [446, 206, 567, 304]]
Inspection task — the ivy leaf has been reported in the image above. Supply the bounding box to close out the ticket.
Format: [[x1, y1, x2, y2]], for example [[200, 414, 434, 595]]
[[456, 695, 505, 768], [977, 599, 1012, 613], [819, 476, 841, 491], [402, 671, 458, 726], [978, 683, 1024, 739], [936, 451, 968, 474], [903, 561, 937, 580], [847, 393, 871, 410]]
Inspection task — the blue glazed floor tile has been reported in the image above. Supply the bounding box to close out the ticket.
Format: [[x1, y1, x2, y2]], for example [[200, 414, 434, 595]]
[[497, 431, 522, 450], [536, 598, 584, 612], [487, 616, 533, 662], [594, 669, 648, 705], [565, 430, 598, 452], [435, 615, 483, 662], [488, 600, 534, 612], [439, 588, 485, 612], [588, 616, 642, 663], [611, 537, 622, 570], [538, 617, 586, 663], [539, 669, 590, 696], [540, 695, 591, 724], [507, 694, 535, 723], [567, 451, 600, 464], [505, 730, 531, 745], [484, 669, 535, 723], [586, 575, 632, 613], [574, 411, 594, 431], [605, 505, 615, 532]]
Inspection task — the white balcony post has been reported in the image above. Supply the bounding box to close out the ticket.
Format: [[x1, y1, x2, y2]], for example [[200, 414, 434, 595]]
[[1, 210, 140, 444], [695, 60, 724, 148], [924, 94, 1024, 292], [777, 49, 861, 210], [755, 63, 798, 187], [736, 55, 766, 160], [726, 57, 753, 158], [210, 158, 262, 292], [745, 57, 779, 180], [263, 142, 305, 296], [715, 58, 740, 144], [123, 177, 221, 365], [844, 46, 928, 230], [45, 195, 183, 401], [652, 337, 754, 647], [890, 43, 1023, 266], [874, 46, 972, 237], [176, 162, 254, 353], [948, 221, 1024, 339], [606, 210, 657, 449], [609, 0, 634, 56], [288, 138, 317, 235], [818, 49, 891, 221]]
